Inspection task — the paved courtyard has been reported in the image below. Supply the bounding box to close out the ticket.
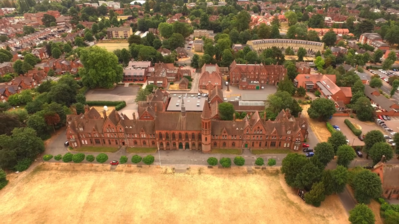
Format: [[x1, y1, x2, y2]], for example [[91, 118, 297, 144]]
[[222, 83, 278, 101], [85, 85, 139, 119]]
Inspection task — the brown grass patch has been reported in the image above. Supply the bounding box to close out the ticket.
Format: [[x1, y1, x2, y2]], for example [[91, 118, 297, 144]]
[[301, 105, 331, 142], [0, 163, 349, 224], [95, 43, 129, 52]]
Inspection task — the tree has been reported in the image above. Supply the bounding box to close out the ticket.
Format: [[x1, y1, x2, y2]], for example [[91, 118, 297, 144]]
[[120, 48, 131, 65], [221, 49, 234, 67], [128, 35, 141, 45], [158, 23, 173, 38], [51, 47, 62, 59], [369, 142, 394, 164], [218, 102, 235, 120], [79, 46, 123, 89], [24, 53, 38, 67], [21, 61, 32, 73], [74, 37, 85, 47], [191, 54, 200, 69], [352, 169, 382, 204], [304, 182, 325, 207], [234, 156, 245, 166], [391, 79, 399, 96], [0, 113, 21, 135], [245, 51, 258, 64], [131, 155, 142, 163], [394, 133, 399, 155], [282, 153, 310, 187], [373, 49, 384, 63], [257, 24, 270, 39], [0, 127, 44, 170], [286, 63, 298, 81], [42, 14, 56, 27], [297, 47, 307, 61], [236, 11, 251, 32], [0, 168, 8, 190], [285, 11, 298, 26], [308, 14, 324, 28], [294, 160, 323, 190], [314, 142, 335, 166], [307, 98, 336, 121], [297, 86, 306, 97], [207, 157, 218, 166], [323, 166, 349, 195], [27, 114, 50, 139], [220, 157, 231, 168], [267, 91, 302, 119], [84, 31, 94, 42], [383, 59, 394, 70], [364, 130, 385, 158], [13, 60, 23, 74], [91, 23, 99, 34], [337, 145, 356, 168], [75, 94, 86, 104], [143, 155, 155, 165], [354, 97, 374, 121], [322, 30, 337, 46], [168, 33, 185, 50], [268, 158, 276, 166], [63, 44, 72, 53], [48, 83, 77, 107], [349, 204, 375, 224], [255, 158, 264, 166], [270, 24, 281, 38], [328, 131, 347, 154], [72, 153, 85, 163], [277, 77, 296, 95], [96, 153, 108, 163], [352, 80, 365, 94], [314, 56, 325, 71], [369, 77, 382, 88]]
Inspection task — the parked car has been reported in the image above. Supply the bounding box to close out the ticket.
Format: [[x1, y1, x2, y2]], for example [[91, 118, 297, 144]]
[[386, 116, 391, 120], [384, 135, 392, 139], [388, 139, 394, 143], [303, 148, 313, 152], [302, 143, 310, 148], [391, 132, 397, 136], [356, 150, 363, 158], [358, 135, 364, 141], [392, 143, 396, 147], [382, 115, 388, 120], [346, 139, 350, 144], [386, 128, 393, 132], [332, 125, 341, 131], [306, 152, 314, 157], [64, 141, 69, 147], [378, 115, 383, 120], [110, 160, 119, 165]]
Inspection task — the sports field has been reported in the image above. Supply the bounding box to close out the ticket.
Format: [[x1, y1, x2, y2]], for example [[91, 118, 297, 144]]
[[0, 163, 349, 224], [95, 42, 129, 52]]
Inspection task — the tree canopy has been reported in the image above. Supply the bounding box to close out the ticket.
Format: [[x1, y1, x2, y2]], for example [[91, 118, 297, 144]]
[[352, 169, 382, 204], [349, 204, 375, 224], [307, 98, 336, 121], [218, 102, 235, 120]]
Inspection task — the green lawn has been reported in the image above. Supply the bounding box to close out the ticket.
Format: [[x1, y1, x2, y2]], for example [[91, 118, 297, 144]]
[[251, 149, 292, 155], [126, 147, 157, 154], [211, 148, 242, 155], [71, 146, 119, 153]]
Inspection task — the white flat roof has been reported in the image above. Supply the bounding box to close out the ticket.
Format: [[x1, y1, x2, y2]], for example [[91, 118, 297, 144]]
[[167, 94, 207, 112]]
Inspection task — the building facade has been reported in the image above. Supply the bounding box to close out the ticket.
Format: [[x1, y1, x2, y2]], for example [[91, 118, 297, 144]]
[[229, 60, 287, 90], [199, 64, 223, 90], [372, 162, 399, 199], [147, 63, 191, 88], [247, 39, 324, 54], [106, 27, 133, 39], [123, 61, 151, 82]]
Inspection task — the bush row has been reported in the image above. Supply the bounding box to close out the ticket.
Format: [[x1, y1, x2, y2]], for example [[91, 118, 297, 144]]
[[207, 157, 276, 167], [85, 101, 127, 111], [377, 198, 399, 222], [42, 153, 154, 165], [326, 122, 336, 134], [344, 119, 362, 136]]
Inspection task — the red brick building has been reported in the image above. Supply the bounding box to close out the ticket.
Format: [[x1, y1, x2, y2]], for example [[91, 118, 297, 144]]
[[229, 60, 286, 90], [24, 11, 61, 25], [66, 90, 309, 152], [372, 162, 399, 199], [147, 63, 191, 88], [0, 62, 14, 76], [199, 64, 223, 90]]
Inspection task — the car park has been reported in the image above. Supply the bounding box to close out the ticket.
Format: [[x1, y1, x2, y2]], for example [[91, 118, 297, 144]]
[[388, 139, 394, 143], [386, 116, 391, 120], [386, 128, 393, 132], [384, 135, 392, 139], [382, 115, 388, 120], [306, 152, 314, 157], [110, 160, 119, 165], [302, 143, 309, 148], [356, 150, 363, 158], [391, 132, 397, 136], [303, 148, 313, 152], [64, 141, 69, 147], [332, 125, 341, 131], [378, 115, 383, 120]]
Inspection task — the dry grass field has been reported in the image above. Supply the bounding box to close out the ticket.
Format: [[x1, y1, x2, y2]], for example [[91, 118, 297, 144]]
[[95, 43, 129, 52], [0, 163, 349, 224], [301, 105, 332, 142]]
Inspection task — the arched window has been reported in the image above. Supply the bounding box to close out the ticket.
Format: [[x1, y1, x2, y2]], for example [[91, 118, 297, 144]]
[[192, 133, 195, 139], [179, 133, 182, 140], [205, 137, 207, 141], [185, 133, 189, 140], [172, 133, 176, 140], [134, 140, 137, 145], [214, 142, 217, 146], [223, 142, 226, 147], [152, 141, 155, 146], [143, 141, 146, 145], [232, 142, 236, 147], [159, 133, 163, 139]]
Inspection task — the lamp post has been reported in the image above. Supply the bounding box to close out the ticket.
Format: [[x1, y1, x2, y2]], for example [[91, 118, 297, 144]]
[[158, 148, 162, 167]]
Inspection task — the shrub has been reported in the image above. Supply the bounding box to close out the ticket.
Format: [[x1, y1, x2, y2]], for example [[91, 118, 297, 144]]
[[268, 158, 277, 166], [42, 154, 53, 161], [62, 152, 73, 163], [315, 90, 321, 97], [86, 155, 95, 162], [143, 155, 155, 165], [220, 157, 231, 168], [344, 119, 362, 136], [170, 82, 174, 85], [96, 153, 108, 163], [0, 179, 8, 190], [131, 155, 142, 164], [326, 122, 336, 134], [357, 67, 364, 72], [120, 156, 128, 164], [207, 157, 218, 166], [14, 158, 32, 172], [255, 157, 264, 166], [72, 153, 85, 163], [234, 156, 245, 166], [54, 154, 62, 161]]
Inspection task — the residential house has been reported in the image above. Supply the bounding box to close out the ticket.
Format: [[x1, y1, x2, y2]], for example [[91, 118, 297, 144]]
[[106, 27, 133, 39], [176, 47, 188, 58], [308, 28, 350, 37], [330, 46, 348, 56], [294, 74, 352, 105], [98, 1, 121, 9], [199, 64, 223, 90], [375, 18, 388, 24], [364, 85, 399, 116], [193, 39, 204, 52], [147, 63, 191, 88], [24, 10, 61, 25], [0, 62, 14, 75], [193, 30, 215, 40], [359, 33, 383, 45], [158, 47, 171, 56], [247, 39, 324, 54], [32, 47, 49, 60], [295, 62, 311, 74], [229, 60, 287, 90], [178, 77, 189, 89]]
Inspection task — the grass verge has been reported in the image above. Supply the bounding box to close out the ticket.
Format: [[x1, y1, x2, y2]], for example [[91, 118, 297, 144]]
[[126, 147, 157, 154], [251, 149, 292, 155], [211, 148, 242, 155], [71, 146, 119, 153]]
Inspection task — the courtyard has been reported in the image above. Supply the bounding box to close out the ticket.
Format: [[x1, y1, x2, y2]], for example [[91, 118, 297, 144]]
[[0, 163, 349, 224], [85, 85, 139, 119]]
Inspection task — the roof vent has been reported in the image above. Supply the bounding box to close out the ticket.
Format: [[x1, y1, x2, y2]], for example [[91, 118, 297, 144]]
[[176, 103, 179, 107], [327, 85, 330, 88], [197, 103, 200, 107]]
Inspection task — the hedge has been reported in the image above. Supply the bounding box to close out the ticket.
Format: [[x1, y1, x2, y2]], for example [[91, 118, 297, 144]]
[[326, 122, 336, 134], [62, 152, 73, 163], [86, 155, 95, 162], [14, 158, 32, 172], [54, 154, 62, 161], [143, 155, 154, 165], [43, 154, 53, 161], [120, 156, 128, 164], [234, 156, 245, 166], [220, 157, 231, 168], [207, 157, 218, 166], [255, 158, 264, 166], [96, 153, 108, 163], [344, 119, 362, 136], [85, 101, 126, 111]]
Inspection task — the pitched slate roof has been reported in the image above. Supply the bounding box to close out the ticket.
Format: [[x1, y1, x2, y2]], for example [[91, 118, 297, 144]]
[[155, 112, 202, 130]]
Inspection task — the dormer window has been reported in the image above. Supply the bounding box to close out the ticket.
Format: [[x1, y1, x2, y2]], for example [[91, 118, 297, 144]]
[[79, 128, 83, 131], [287, 130, 291, 134]]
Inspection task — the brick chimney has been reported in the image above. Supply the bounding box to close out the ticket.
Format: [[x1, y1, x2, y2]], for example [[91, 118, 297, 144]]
[[102, 110, 107, 119]]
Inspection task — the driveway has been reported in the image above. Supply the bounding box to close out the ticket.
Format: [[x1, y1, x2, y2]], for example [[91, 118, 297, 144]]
[[86, 85, 139, 119]]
